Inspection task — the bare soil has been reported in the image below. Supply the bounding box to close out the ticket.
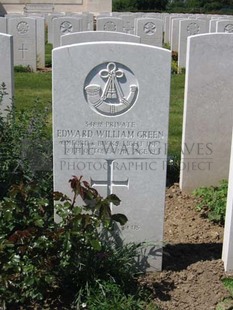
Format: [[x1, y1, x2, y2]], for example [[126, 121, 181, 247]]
[[142, 184, 233, 310]]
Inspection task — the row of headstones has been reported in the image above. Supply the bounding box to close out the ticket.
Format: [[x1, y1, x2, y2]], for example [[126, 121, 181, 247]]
[[0, 12, 165, 71], [167, 14, 233, 68], [0, 15, 45, 71], [50, 14, 164, 48], [0, 13, 94, 71], [52, 29, 233, 272], [170, 15, 233, 68], [2, 11, 233, 72], [1, 28, 233, 273], [179, 32, 233, 273]]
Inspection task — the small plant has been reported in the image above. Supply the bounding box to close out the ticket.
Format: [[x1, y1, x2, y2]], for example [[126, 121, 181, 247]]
[[216, 278, 233, 310], [0, 175, 150, 308], [222, 278, 233, 296], [171, 60, 178, 74], [193, 179, 228, 225], [14, 65, 33, 73], [82, 280, 157, 310], [163, 42, 170, 50]]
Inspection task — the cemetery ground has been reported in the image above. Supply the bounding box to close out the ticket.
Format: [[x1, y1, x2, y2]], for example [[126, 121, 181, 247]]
[[1, 67, 233, 308]]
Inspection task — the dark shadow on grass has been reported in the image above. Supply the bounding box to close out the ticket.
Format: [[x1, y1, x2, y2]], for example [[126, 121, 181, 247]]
[[162, 242, 223, 271]]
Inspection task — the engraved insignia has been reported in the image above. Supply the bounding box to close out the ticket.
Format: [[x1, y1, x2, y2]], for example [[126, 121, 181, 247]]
[[104, 21, 117, 31], [187, 23, 200, 36], [60, 21, 73, 34], [17, 21, 29, 34], [224, 24, 233, 33], [84, 62, 138, 116], [144, 22, 156, 35]]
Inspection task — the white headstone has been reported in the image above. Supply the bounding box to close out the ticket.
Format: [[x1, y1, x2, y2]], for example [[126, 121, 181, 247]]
[[178, 19, 208, 69], [171, 17, 185, 52], [47, 13, 65, 44], [216, 20, 233, 33], [34, 16, 45, 68], [135, 18, 163, 47], [0, 33, 14, 116], [82, 12, 94, 31], [53, 42, 171, 271], [96, 17, 123, 32], [180, 33, 233, 193], [169, 14, 186, 44], [0, 17, 7, 33], [121, 15, 135, 34], [222, 129, 233, 273], [52, 16, 83, 48], [209, 19, 218, 32], [7, 17, 37, 71], [61, 30, 140, 46], [164, 15, 170, 44]]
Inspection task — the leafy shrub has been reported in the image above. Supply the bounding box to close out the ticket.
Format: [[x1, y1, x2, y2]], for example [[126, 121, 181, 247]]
[[0, 176, 145, 308], [0, 83, 155, 309], [222, 278, 233, 296], [193, 179, 228, 225], [0, 89, 52, 199]]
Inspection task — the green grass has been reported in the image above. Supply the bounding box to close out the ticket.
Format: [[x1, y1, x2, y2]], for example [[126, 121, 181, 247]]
[[14, 71, 52, 110], [45, 43, 52, 67], [169, 73, 185, 157]]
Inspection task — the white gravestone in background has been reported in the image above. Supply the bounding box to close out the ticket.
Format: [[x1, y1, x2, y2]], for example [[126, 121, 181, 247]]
[[7, 17, 37, 71], [61, 31, 140, 46], [178, 19, 207, 69], [52, 16, 83, 48], [216, 20, 233, 33], [171, 17, 185, 52], [53, 42, 171, 271], [33, 16, 45, 68], [0, 33, 14, 116], [47, 13, 65, 44], [209, 19, 218, 32], [96, 17, 123, 32], [121, 15, 135, 34], [180, 33, 233, 193], [81, 13, 94, 31], [222, 129, 233, 273], [135, 18, 163, 47], [0, 17, 7, 33]]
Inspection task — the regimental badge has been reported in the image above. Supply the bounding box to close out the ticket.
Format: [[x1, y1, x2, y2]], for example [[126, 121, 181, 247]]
[[84, 62, 138, 117]]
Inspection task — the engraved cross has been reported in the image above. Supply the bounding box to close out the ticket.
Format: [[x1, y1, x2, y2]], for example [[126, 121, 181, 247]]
[[91, 159, 129, 209], [18, 43, 28, 59]]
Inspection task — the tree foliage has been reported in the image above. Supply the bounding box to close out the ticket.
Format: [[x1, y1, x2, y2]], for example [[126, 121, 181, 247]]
[[113, 0, 233, 12], [113, 0, 168, 11], [166, 0, 233, 12]]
